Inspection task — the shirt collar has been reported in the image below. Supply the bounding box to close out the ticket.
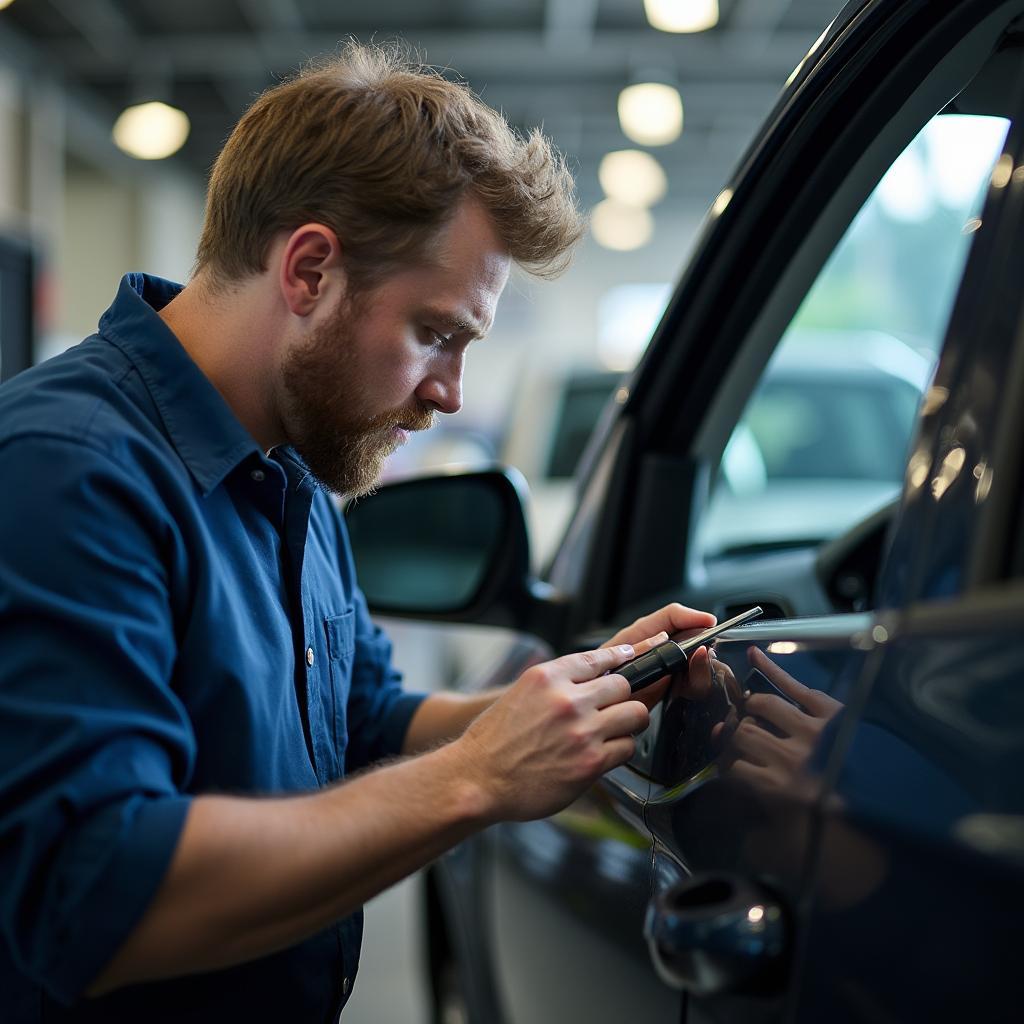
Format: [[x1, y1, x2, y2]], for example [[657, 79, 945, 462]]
[[99, 273, 265, 496]]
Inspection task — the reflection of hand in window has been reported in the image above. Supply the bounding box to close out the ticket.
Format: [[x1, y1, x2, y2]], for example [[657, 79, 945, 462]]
[[714, 647, 844, 793]]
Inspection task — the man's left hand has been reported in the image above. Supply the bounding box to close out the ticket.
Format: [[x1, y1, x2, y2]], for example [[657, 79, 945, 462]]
[[601, 602, 717, 709]]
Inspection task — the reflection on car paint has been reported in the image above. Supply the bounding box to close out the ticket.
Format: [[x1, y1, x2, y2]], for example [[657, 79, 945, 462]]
[[647, 636, 862, 798], [797, 617, 1024, 1021]]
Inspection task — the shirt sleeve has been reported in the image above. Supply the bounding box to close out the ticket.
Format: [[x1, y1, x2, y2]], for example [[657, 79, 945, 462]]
[[332, 514, 427, 771], [0, 434, 194, 1004]]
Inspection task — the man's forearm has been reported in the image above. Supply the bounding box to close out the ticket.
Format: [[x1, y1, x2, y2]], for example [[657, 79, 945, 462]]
[[87, 620, 698, 1000], [89, 743, 490, 996], [402, 688, 507, 755]]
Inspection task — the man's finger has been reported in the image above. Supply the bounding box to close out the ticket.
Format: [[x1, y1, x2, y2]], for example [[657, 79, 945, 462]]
[[600, 736, 637, 773], [575, 672, 632, 710], [594, 699, 650, 740], [602, 630, 667, 653], [609, 603, 716, 648], [555, 644, 635, 683]]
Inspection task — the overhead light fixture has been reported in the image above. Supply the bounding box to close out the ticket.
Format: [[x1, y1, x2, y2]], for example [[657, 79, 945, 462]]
[[644, 0, 719, 33], [0, 0, 17, 10], [113, 101, 190, 160], [599, 150, 667, 207], [591, 199, 654, 251], [618, 82, 683, 146]]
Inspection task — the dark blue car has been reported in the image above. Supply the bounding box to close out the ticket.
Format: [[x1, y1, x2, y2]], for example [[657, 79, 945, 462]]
[[347, 0, 1024, 1020]]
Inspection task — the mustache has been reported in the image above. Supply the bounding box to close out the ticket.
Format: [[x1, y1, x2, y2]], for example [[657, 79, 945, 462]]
[[366, 404, 435, 433]]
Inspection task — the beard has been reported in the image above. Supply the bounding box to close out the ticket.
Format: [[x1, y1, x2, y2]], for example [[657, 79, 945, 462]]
[[280, 295, 434, 497]]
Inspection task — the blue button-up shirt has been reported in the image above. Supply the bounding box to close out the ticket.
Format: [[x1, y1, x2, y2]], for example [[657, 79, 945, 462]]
[[0, 273, 426, 1022]]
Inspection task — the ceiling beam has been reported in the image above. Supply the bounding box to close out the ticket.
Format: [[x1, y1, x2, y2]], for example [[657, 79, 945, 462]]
[[731, 0, 796, 35], [49, 0, 137, 63], [238, 0, 307, 32], [544, 0, 599, 51], [49, 29, 814, 81]]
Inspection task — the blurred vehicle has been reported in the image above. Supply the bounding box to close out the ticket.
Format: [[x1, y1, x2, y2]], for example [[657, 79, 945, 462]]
[[347, 1, 1024, 1021], [702, 329, 932, 558], [502, 368, 622, 568]]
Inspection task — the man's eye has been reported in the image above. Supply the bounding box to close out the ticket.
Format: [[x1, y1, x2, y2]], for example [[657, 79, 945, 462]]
[[425, 327, 448, 346]]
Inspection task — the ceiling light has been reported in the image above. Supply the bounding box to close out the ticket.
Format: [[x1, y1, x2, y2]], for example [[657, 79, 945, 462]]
[[113, 102, 190, 160], [0, 0, 17, 10], [591, 200, 654, 251], [599, 150, 667, 207], [644, 0, 719, 33], [618, 83, 683, 146]]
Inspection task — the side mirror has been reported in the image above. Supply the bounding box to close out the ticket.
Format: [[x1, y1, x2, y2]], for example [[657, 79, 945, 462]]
[[345, 468, 566, 645]]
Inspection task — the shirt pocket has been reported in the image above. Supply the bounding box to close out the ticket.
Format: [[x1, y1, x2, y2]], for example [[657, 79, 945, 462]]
[[324, 609, 355, 767]]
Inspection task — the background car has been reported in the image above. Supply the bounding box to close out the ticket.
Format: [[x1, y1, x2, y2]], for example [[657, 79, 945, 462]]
[[347, 1, 1024, 1021], [701, 328, 932, 559]]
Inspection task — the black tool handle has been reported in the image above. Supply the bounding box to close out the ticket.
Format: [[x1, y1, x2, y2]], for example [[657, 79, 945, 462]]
[[619, 640, 689, 693]]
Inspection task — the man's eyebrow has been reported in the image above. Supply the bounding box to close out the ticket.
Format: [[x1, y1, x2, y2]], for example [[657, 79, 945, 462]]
[[421, 308, 489, 339]]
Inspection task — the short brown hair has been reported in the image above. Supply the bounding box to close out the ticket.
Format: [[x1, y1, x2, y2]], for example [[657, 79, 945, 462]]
[[195, 41, 585, 290]]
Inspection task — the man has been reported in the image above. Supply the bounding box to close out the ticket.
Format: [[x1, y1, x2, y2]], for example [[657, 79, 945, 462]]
[[0, 43, 715, 1021]]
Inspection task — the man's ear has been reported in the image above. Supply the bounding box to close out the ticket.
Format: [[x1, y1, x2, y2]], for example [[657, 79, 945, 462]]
[[279, 223, 346, 316]]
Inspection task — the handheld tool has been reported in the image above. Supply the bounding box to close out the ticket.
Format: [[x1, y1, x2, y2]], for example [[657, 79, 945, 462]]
[[618, 606, 764, 693]]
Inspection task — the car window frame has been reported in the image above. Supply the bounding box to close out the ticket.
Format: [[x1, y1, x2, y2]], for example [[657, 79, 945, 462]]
[[556, 0, 1024, 635]]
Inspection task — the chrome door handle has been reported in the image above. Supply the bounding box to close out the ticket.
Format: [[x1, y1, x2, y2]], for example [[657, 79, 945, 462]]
[[643, 874, 788, 996]]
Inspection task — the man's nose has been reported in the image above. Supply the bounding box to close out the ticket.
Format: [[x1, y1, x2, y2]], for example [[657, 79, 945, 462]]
[[417, 357, 464, 415]]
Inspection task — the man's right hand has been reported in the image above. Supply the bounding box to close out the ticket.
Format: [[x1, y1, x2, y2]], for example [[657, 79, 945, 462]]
[[88, 640, 656, 994], [450, 643, 649, 822]]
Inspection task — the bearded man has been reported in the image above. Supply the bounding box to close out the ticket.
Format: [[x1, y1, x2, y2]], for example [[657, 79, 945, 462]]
[[0, 43, 714, 1022]]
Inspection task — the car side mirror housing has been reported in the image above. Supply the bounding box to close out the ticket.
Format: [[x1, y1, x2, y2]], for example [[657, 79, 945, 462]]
[[344, 468, 566, 645]]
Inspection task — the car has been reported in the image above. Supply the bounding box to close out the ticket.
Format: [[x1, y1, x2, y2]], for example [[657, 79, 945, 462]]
[[344, 1, 1024, 1021], [700, 328, 932, 559]]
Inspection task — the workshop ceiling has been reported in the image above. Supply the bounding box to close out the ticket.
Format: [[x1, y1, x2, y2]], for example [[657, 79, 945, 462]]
[[0, 0, 844, 208]]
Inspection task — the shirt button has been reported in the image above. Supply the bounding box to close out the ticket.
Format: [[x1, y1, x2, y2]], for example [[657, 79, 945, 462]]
[[306, 647, 315, 667], [250, 469, 266, 482], [342, 976, 351, 997]]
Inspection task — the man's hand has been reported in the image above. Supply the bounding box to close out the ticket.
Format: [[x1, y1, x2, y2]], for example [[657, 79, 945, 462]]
[[603, 602, 717, 710], [451, 643, 647, 822], [88, 604, 717, 995], [448, 603, 717, 821]]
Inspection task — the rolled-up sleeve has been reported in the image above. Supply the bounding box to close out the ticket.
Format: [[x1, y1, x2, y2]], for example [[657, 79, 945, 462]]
[[0, 435, 194, 1004]]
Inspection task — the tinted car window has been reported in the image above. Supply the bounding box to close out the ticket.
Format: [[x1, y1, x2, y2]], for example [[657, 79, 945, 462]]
[[697, 113, 1009, 560]]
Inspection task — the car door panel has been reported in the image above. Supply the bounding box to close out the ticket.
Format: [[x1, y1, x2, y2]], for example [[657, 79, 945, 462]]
[[793, 64, 1024, 1019], [642, 617, 874, 1022], [479, 633, 680, 1024], [436, 629, 680, 1024], [485, 17, 1023, 1018], [794, 604, 1024, 1022], [487, 769, 679, 1024]]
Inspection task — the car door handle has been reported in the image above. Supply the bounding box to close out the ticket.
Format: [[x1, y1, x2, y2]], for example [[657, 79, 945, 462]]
[[643, 873, 788, 996]]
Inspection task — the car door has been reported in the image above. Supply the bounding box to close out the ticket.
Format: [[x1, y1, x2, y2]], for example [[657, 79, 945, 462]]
[[531, 3, 1023, 1022], [791, 49, 1024, 1022], [481, 644, 675, 1024]]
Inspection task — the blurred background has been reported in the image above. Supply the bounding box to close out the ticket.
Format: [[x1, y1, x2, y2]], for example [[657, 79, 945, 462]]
[[0, 1, 851, 1020]]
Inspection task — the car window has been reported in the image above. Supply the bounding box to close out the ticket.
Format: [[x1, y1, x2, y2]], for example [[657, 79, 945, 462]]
[[696, 112, 1010, 561]]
